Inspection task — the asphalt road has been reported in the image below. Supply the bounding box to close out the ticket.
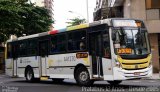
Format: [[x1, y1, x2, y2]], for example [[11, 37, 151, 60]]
[[0, 74, 160, 92]]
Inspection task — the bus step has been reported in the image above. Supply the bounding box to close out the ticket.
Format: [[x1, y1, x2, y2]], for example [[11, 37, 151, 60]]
[[93, 75, 103, 77], [92, 75, 103, 79], [93, 75, 98, 77], [40, 76, 48, 80]]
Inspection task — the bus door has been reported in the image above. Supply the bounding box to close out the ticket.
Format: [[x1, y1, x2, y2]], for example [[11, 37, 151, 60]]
[[39, 40, 49, 76], [12, 43, 18, 76], [89, 32, 103, 78]]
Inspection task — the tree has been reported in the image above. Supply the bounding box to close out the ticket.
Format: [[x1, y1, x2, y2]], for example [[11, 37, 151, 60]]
[[66, 17, 86, 27], [20, 5, 52, 35], [0, 0, 53, 43]]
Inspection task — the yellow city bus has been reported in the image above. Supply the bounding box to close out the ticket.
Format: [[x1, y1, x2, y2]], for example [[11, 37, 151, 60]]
[[5, 18, 152, 86]]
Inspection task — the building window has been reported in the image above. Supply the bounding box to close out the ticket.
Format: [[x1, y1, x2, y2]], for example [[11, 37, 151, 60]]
[[146, 0, 160, 20], [146, 0, 160, 9]]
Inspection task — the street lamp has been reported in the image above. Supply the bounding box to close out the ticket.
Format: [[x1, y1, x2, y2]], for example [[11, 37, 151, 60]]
[[68, 11, 85, 19], [69, 0, 89, 23]]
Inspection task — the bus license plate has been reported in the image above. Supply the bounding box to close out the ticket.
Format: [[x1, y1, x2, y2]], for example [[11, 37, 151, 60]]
[[134, 72, 141, 75]]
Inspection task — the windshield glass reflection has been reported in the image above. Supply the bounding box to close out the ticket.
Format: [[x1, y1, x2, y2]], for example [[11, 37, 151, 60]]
[[113, 28, 150, 55]]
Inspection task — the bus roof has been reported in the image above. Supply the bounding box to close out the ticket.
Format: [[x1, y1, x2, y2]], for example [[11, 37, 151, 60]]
[[7, 18, 143, 42]]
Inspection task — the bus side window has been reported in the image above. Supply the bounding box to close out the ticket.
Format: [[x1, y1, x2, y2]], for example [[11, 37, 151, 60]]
[[50, 34, 66, 53], [51, 38, 58, 53], [51, 43, 58, 52], [103, 31, 111, 58], [19, 41, 27, 57], [41, 44, 47, 57], [79, 41, 86, 50], [28, 39, 37, 56], [68, 30, 86, 51], [12, 42, 19, 59], [7, 43, 12, 58], [57, 34, 66, 52]]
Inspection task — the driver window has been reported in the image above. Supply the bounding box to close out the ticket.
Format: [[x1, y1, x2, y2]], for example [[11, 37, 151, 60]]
[[103, 30, 111, 58]]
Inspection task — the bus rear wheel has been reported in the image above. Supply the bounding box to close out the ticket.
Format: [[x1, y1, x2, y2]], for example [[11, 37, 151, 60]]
[[107, 80, 122, 85], [25, 68, 35, 82], [25, 68, 40, 82], [75, 67, 94, 86]]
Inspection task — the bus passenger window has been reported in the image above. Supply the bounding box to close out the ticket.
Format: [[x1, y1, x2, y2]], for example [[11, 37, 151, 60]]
[[7, 43, 12, 58], [42, 46, 46, 56], [80, 41, 85, 50], [19, 42, 27, 56], [68, 30, 86, 51], [50, 34, 66, 53], [51, 43, 58, 53], [28, 39, 37, 56]]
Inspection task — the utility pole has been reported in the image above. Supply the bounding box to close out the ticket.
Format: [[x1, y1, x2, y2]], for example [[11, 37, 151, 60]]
[[86, 0, 89, 23]]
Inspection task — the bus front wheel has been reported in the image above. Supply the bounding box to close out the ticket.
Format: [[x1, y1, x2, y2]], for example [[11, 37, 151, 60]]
[[107, 80, 122, 85], [75, 67, 94, 86]]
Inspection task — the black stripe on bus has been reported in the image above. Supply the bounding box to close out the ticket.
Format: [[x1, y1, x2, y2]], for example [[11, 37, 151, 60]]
[[6, 68, 12, 69], [49, 65, 90, 68], [18, 67, 39, 68]]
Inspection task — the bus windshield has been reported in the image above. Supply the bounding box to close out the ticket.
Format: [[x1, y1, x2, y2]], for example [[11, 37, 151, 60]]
[[112, 28, 150, 55]]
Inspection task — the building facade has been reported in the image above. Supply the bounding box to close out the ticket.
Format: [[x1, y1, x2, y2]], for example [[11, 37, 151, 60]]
[[94, 0, 160, 73]]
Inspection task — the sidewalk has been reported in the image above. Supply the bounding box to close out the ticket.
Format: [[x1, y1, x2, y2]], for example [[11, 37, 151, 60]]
[[150, 73, 160, 79]]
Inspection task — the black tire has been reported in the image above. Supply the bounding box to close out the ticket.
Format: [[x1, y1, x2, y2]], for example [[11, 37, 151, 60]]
[[107, 80, 122, 85], [25, 68, 35, 82], [52, 78, 64, 83], [75, 67, 94, 86]]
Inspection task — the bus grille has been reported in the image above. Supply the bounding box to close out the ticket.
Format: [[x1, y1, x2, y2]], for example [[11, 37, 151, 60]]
[[121, 61, 149, 70]]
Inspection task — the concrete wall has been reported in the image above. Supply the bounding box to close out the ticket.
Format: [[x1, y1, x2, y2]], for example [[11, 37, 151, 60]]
[[124, 0, 146, 20], [123, 0, 131, 18], [146, 9, 160, 20], [146, 20, 160, 33], [149, 34, 160, 73], [123, 0, 160, 33], [34, 0, 44, 7]]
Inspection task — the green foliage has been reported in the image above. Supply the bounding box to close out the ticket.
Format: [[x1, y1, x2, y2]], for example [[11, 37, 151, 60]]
[[0, 0, 53, 43], [66, 17, 86, 27]]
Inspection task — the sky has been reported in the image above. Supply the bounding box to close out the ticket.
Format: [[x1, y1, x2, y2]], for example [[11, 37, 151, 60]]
[[53, 0, 96, 29]]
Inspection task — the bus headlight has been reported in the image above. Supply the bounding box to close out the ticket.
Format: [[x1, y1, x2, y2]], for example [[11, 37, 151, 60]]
[[115, 59, 121, 68], [148, 61, 152, 67]]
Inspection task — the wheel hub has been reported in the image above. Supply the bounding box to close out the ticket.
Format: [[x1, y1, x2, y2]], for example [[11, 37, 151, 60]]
[[79, 71, 88, 82], [27, 71, 32, 80]]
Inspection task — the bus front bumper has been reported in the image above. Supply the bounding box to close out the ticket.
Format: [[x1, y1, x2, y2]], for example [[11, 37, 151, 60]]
[[113, 65, 153, 80]]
